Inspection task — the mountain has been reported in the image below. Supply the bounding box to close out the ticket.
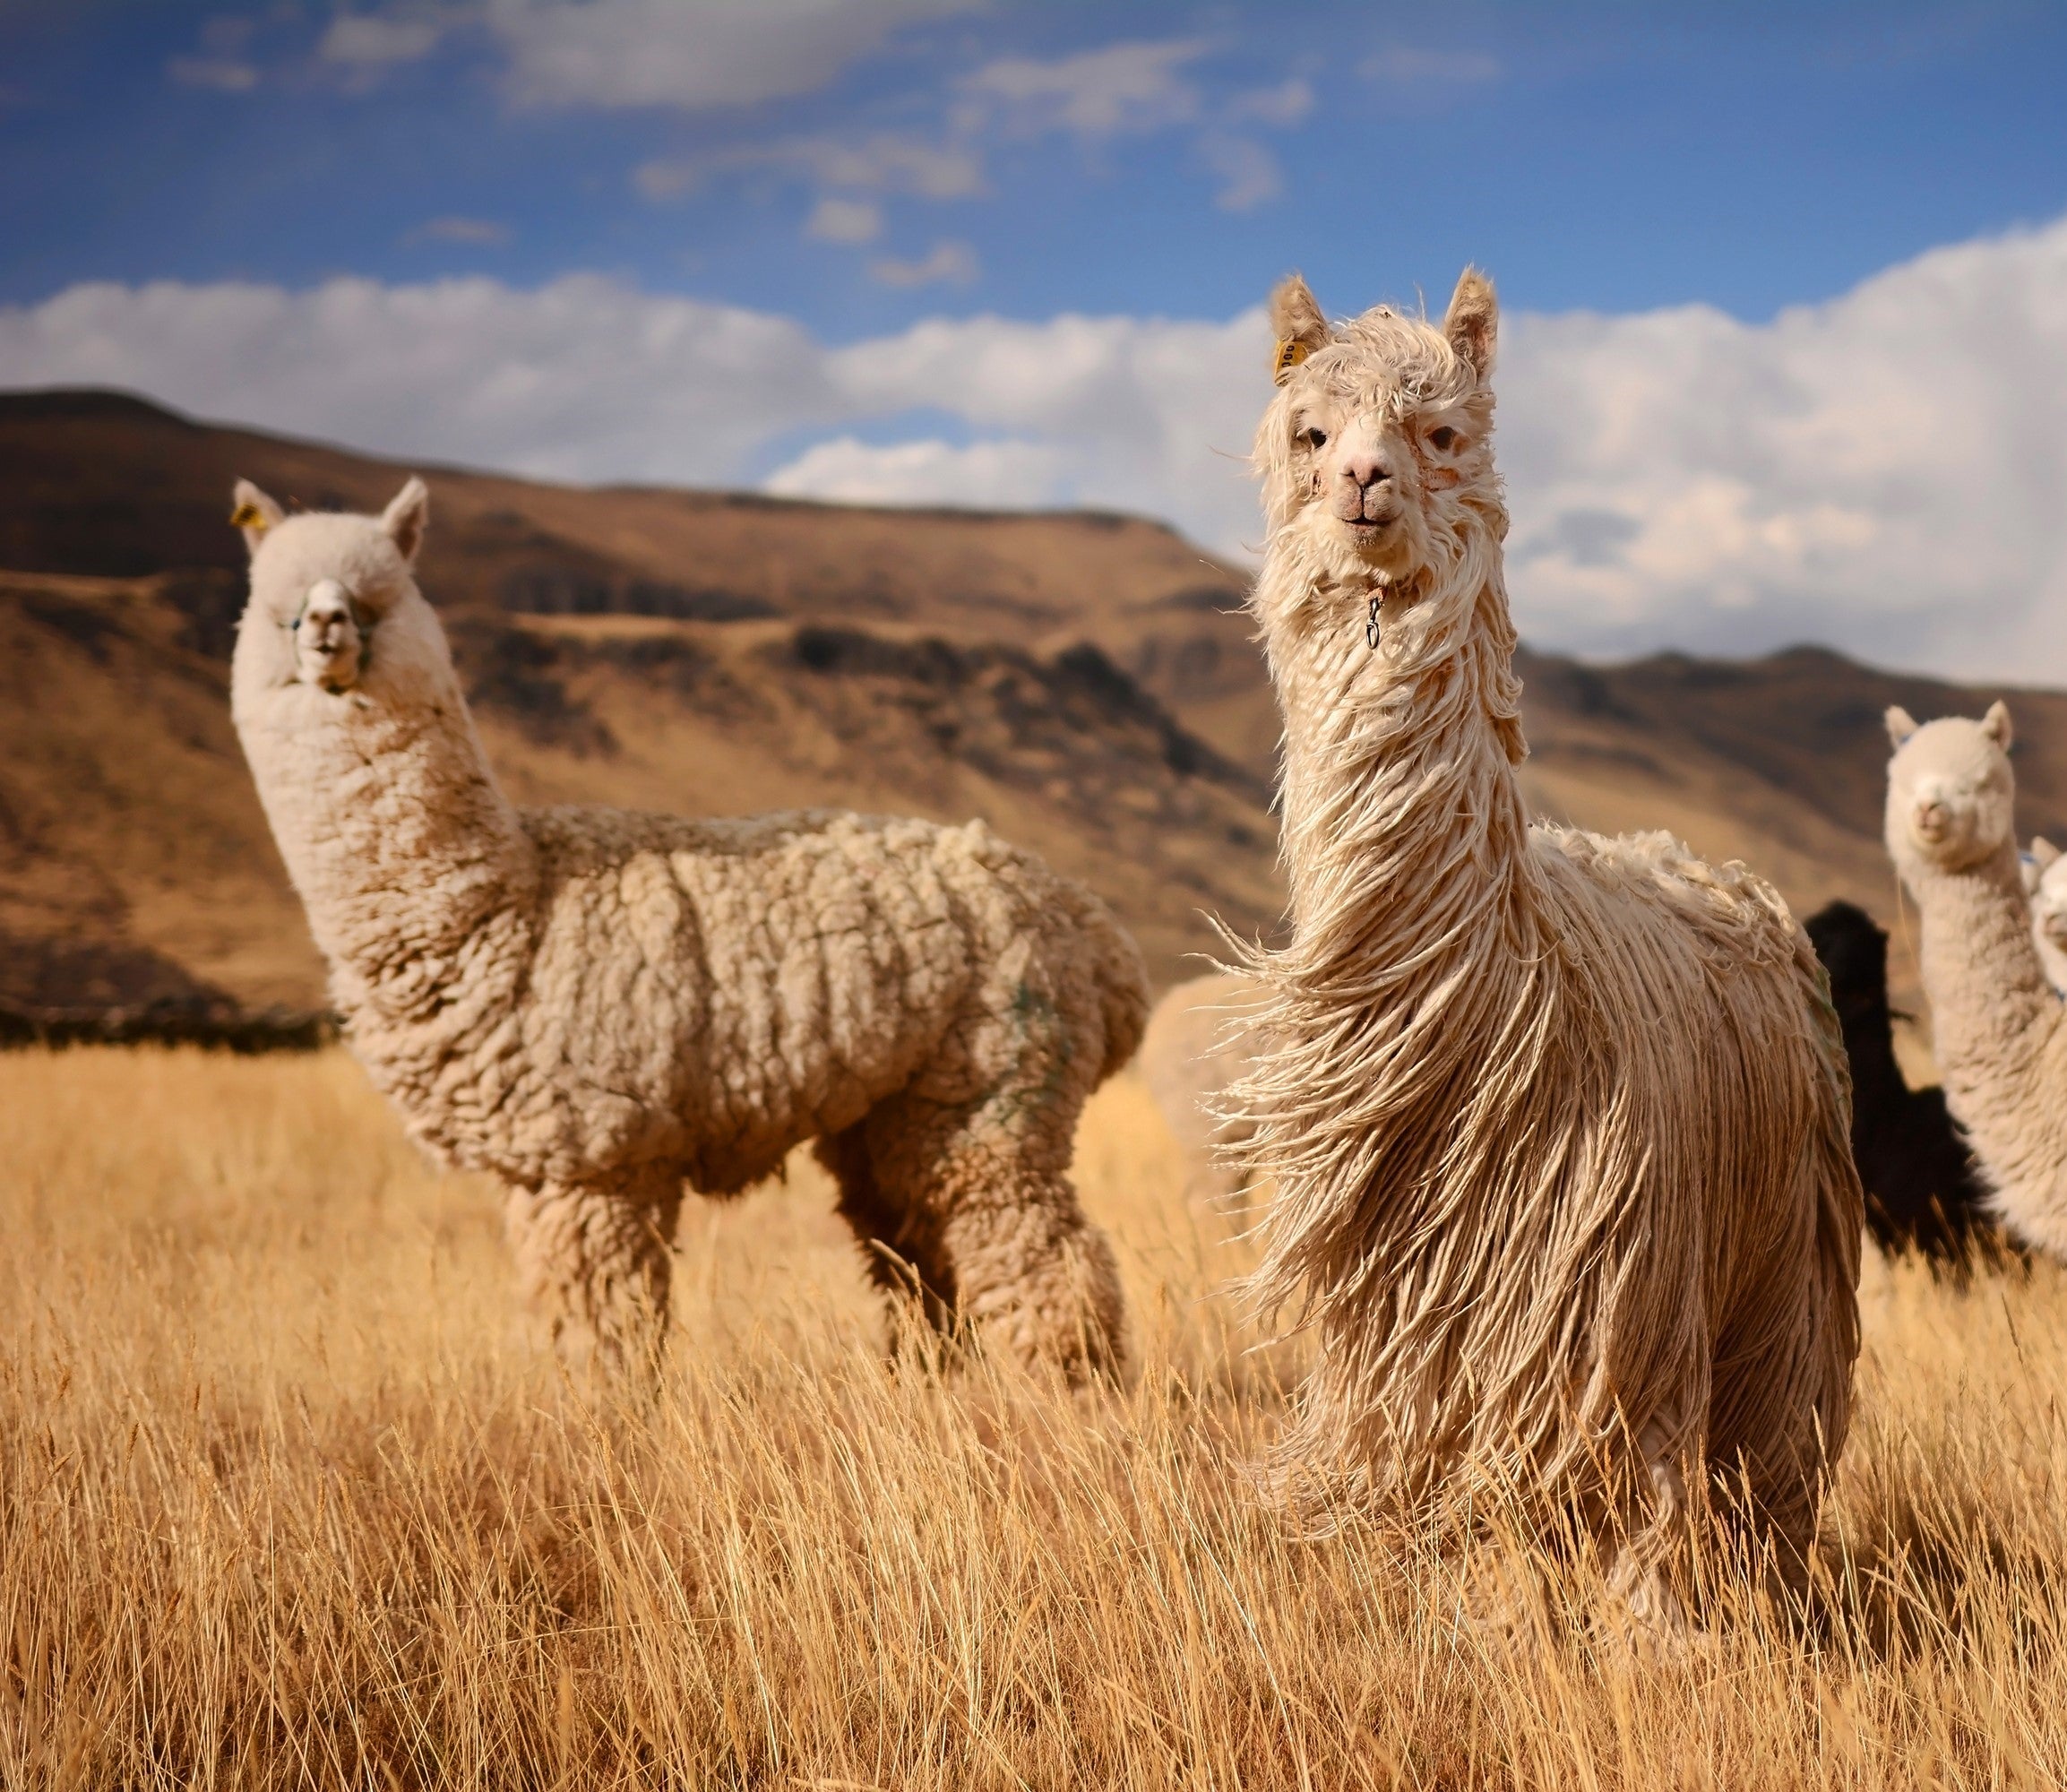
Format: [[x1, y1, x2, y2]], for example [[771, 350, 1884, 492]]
[[3, 387, 2058, 1022]]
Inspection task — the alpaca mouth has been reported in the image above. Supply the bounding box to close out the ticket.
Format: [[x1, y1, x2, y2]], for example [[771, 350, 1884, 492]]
[[301, 646, 360, 691]]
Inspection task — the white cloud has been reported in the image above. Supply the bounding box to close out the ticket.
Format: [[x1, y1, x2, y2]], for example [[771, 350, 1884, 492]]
[[1199, 135, 1281, 211], [807, 306, 1270, 547], [960, 39, 1205, 140], [867, 241, 978, 288], [404, 215, 513, 246], [0, 268, 1267, 562], [320, 12, 447, 70], [783, 133, 984, 199], [639, 132, 983, 203], [1494, 218, 2067, 672], [168, 13, 260, 92], [310, 0, 970, 108], [765, 436, 1065, 508], [1225, 76, 1314, 129], [6, 216, 2066, 681], [805, 197, 883, 244], [485, 0, 972, 111], [168, 56, 260, 93], [0, 275, 834, 487], [1359, 47, 1502, 86]]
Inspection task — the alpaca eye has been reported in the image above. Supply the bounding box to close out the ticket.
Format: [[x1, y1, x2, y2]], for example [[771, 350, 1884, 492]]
[[1301, 426, 1328, 451], [1429, 426, 1460, 452]]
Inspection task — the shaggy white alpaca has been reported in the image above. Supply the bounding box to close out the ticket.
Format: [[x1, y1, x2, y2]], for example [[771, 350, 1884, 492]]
[[1885, 703, 2067, 1256], [228, 478, 1147, 1376], [1225, 270, 1862, 1608], [2021, 837, 2067, 993]]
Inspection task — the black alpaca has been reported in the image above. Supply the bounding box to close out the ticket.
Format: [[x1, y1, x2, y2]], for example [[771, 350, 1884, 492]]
[[1804, 900, 2003, 1267]]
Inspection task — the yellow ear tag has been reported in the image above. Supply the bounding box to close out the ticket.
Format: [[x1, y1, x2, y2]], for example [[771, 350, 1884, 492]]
[[1271, 338, 1311, 384], [229, 501, 271, 534]]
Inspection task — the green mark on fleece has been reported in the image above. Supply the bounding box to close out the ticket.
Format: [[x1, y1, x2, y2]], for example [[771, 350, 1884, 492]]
[[986, 979, 1071, 1129]]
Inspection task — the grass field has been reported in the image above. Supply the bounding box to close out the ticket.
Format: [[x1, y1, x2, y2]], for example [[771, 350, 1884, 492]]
[[5, 1047, 2067, 1788]]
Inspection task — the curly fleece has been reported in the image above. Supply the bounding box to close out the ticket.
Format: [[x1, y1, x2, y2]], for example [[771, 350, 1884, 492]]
[[228, 478, 1146, 1376]]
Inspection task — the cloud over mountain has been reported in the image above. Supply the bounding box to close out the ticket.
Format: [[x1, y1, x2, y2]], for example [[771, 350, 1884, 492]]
[[3, 215, 2063, 680]]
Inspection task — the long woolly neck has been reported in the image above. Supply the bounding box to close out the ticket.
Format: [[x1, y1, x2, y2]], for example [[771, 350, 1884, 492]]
[[1261, 526, 1532, 987], [1907, 845, 2063, 1114], [237, 648, 535, 1019], [1236, 513, 1565, 1471]]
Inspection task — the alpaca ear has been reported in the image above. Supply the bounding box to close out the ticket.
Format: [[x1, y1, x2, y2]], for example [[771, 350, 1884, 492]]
[[382, 477, 430, 564], [2035, 836, 2062, 870], [1983, 699, 2013, 751], [229, 478, 285, 558], [1443, 267, 1498, 381], [1884, 706, 1918, 750], [1269, 274, 1330, 383]]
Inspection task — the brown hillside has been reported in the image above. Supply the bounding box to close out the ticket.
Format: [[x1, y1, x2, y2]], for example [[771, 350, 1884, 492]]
[[2, 388, 2056, 1019]]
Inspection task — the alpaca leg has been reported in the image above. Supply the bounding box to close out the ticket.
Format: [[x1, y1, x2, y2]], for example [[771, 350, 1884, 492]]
[[1719, 1422, 1828, 1607], [855, 1093, 1126, 1383], [815, 1123, 961, 1341], [1597, 1404, 1701, 1646], [504, 1167, 683, 1376]]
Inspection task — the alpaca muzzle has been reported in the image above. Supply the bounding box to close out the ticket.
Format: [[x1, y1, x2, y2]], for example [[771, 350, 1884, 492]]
[[292, 579, 366, 692], [1331, 470, 1398, 529]]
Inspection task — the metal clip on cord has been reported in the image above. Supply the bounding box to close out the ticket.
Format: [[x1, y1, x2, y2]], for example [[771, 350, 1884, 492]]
[[1366, 593, 1382, 650]]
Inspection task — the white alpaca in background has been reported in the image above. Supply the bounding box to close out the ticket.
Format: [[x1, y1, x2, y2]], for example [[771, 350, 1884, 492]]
[[228, 477, 1147, 1377], [1886, 703, 2067, 1257], [1225, 268, 1862, 1615]]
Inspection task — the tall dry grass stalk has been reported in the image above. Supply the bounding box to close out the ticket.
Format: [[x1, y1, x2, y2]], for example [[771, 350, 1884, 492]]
[[4, 1047, 2067, 1787]]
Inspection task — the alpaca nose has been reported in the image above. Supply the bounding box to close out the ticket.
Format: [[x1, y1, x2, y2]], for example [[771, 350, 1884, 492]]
[[1916, 800, 1950, 840], [305, 579, 348, 619], [1341, 450, 1392, 490]]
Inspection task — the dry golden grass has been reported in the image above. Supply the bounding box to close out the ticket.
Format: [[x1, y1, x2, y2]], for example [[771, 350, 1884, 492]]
[[5, 1047, 2067, 1788]]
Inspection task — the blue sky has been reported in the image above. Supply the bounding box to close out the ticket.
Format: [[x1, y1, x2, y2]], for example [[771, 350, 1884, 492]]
[[2, 2, 2066, 676], [5, 2, 2064, 328]]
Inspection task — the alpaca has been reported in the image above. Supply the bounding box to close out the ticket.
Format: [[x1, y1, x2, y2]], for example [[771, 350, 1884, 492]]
[[2021, 837, 2067, 992], [1802, 900, 1999, 1266], [227, 477, 1147, 1376], [1224, 269, 1862, 1610], [1884, 703, 2067, 1257], [1138, 970, 1262, 1202]]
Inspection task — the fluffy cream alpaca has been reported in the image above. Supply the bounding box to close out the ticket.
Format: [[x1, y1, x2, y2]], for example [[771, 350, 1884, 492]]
[[228, 478, 1146, 1376], [1885, 703, 2067, 1255], [1225, 270, 1862, 1607], [2021, 837, 2067, 992]]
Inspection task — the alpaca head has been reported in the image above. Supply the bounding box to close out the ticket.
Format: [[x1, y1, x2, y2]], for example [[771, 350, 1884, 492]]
[[1254, 267, 1503, 598], [2026, 837, 2067, 951], [1883, 702, 2017, 877], [230, 477, 447, 706]]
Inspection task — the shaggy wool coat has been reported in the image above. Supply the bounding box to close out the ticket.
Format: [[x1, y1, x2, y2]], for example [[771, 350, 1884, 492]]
[[1227, 272, 1862, 1602], [228, 480, 1146, 1374]]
